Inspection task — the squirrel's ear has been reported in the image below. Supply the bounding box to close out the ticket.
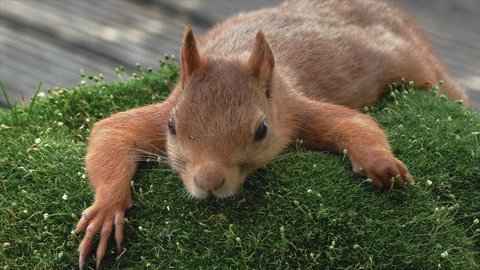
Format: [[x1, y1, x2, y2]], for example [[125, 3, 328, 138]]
[[247, 30, 275, 94], [181, 27, 202, 86]]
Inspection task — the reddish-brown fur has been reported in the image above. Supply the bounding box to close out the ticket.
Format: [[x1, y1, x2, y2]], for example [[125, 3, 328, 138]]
[[76, 0, 469, 268]]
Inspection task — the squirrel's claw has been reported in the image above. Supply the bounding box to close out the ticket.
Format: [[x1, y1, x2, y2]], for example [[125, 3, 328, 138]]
[[78, 223, 96, 269], [76, 205, 126, 269], [351, 153, 414, 190], [114, 212, 125, 257], [95, 219, 114, 269]]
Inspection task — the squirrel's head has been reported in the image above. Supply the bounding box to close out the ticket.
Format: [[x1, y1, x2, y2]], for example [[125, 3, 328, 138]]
[[166, 27, 287, 199]]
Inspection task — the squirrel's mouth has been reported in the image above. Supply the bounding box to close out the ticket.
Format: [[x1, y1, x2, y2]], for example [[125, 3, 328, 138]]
[[188, 181, 243, 199]]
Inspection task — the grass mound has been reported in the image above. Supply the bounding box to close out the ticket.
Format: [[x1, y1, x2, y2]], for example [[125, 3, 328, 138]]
[[1, 60, 479, 269]]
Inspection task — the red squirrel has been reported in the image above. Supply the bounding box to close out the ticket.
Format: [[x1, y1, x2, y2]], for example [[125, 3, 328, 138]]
[[75, 0, 469, 268]]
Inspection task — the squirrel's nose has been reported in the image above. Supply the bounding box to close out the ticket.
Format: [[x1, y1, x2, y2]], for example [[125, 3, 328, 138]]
[[194, 165, 226, 192]]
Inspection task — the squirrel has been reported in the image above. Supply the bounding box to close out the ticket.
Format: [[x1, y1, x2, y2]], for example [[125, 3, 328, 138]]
[[75, 0, 469, 268]]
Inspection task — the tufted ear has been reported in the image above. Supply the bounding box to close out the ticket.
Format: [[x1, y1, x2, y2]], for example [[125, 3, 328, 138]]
[[181, 27, 202, 87], [247, 30, 275, 96]]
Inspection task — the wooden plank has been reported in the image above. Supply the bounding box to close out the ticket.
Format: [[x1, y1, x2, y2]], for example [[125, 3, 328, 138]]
[[0, 0, 183, 106], [1, 0, 478, 109], [391, 0, 480, 108], [147, 0, 282, 26], [0, 23, 120, 100], [1, 1, 150, 65]]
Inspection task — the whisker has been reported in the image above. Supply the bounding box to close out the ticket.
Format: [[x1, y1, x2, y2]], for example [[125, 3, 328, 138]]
[[127, 146, 190, 169], [127, 147, 162, 158], [125, 154, 171, 164]]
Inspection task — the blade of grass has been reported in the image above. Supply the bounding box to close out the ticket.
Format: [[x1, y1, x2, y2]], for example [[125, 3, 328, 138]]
[[0, 80, 13, 110], [29, 81, 43, 116], [0, 80, 18, 123]]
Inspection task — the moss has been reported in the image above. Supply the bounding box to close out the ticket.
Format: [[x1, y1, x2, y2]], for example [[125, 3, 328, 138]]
[[1, 60, 479, 269]]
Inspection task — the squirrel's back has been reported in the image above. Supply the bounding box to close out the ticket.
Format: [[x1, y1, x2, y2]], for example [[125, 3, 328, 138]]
[[198, 0, 468, 109]]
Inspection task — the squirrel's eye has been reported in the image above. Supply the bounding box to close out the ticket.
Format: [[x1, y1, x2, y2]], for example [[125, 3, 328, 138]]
[[168, 117, 176, 136], [254, 121, 268, 141]]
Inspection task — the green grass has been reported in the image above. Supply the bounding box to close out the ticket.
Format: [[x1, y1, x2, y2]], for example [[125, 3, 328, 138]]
[[1, 60, 479, 269]]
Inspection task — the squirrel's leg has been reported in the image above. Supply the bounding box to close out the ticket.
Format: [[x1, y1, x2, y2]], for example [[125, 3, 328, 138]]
[[75, 100, 174, 269], [295, 99, 414, 189]]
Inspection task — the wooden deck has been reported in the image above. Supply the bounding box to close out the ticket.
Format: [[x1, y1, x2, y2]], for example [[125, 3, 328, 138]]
[[1, 0, 479, 109]]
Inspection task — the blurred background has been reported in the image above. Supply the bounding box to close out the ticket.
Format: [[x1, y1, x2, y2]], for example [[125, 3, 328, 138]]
[[1, 0, 479, 109]]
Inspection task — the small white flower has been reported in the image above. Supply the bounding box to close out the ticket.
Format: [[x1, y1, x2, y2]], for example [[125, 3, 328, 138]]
[[307, 189, 312, 193], [81, 174, 86, 179], [62, 194, 68, 200], [440, 251, 448, 258], [57, 122, 64, 126], [43, 213, 49, 219], [353, 244, 360, 249], [35, 138, 41, 144], [474, 219, 479, 224], [427, 180, 433, 186]]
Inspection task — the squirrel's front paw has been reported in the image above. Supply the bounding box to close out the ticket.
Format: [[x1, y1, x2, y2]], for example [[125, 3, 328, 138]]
[[75, 200, 130, 269], [350, 151, 414, 189]]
